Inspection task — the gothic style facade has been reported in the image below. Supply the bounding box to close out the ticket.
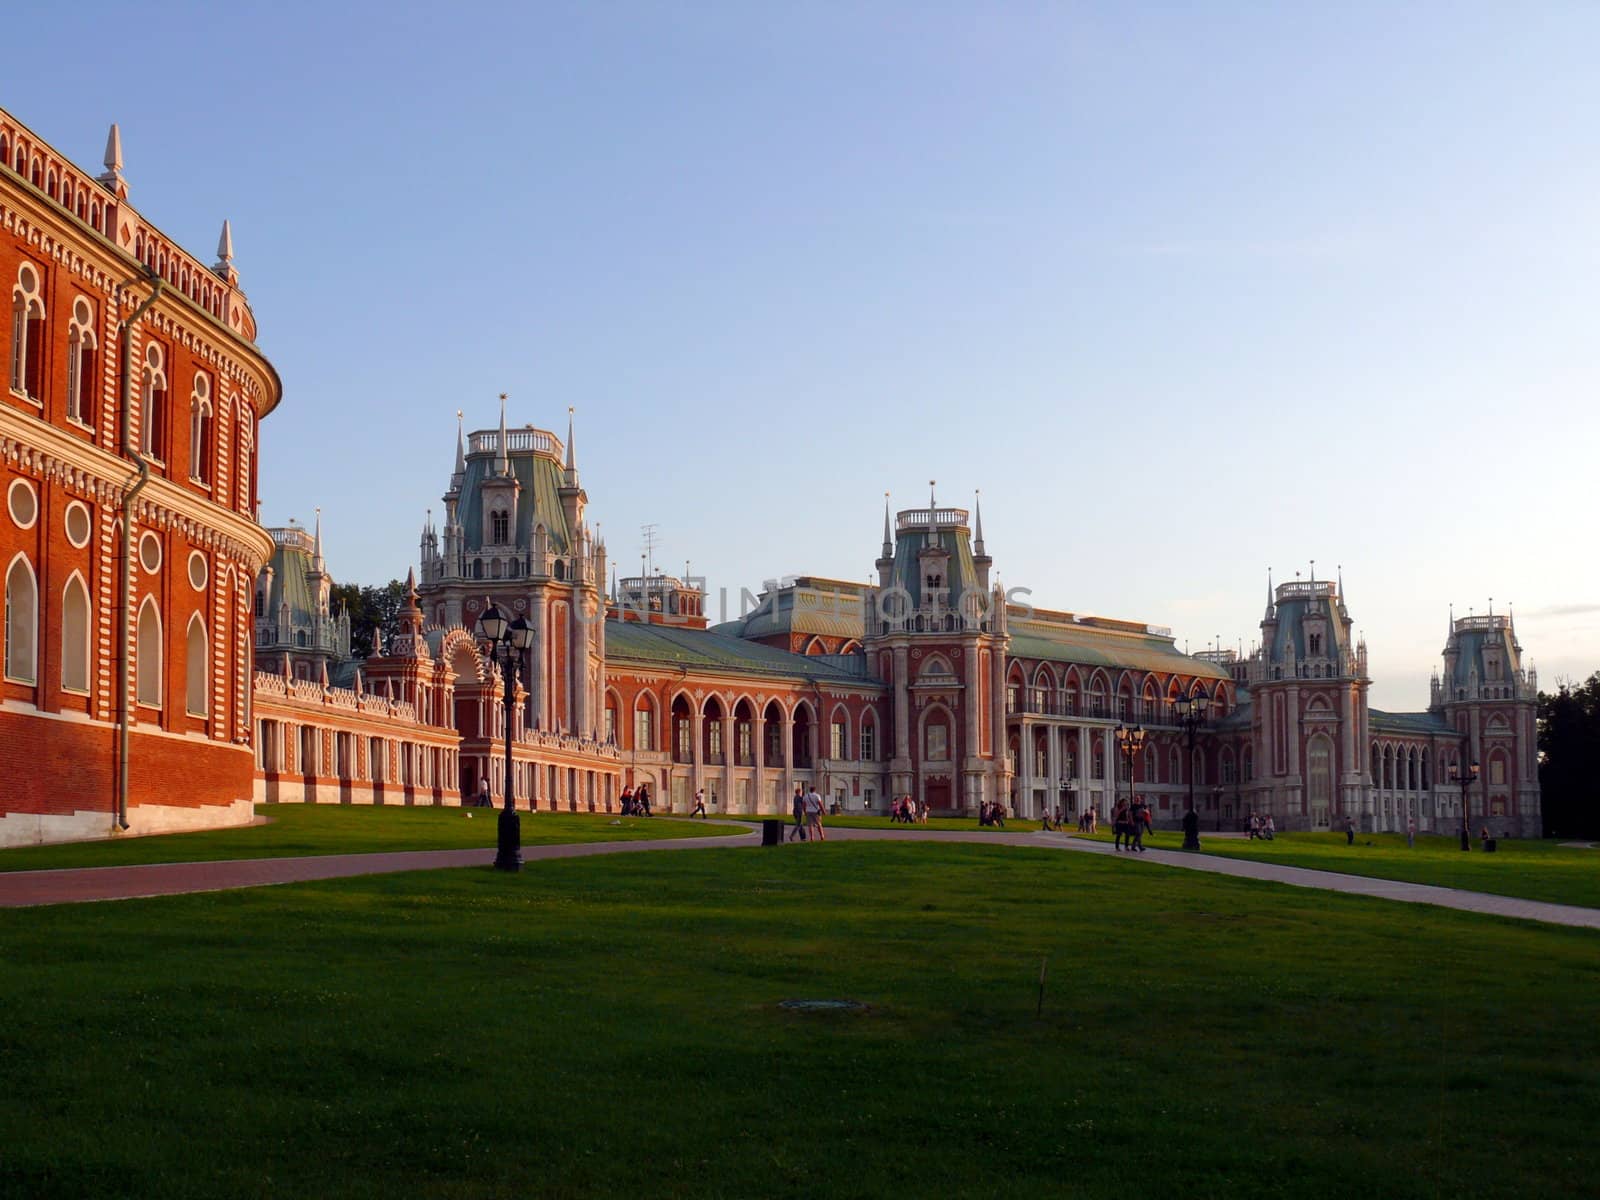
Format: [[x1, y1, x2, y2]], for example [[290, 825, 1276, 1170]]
[[0, 105, 1541, 847], [1, 107, 279, 846]]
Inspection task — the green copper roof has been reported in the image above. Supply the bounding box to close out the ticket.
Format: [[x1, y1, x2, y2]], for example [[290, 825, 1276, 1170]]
[[606, 620, 883, 686], [892, 526, 980, 609], [264, 538, 318, 624], [459, 451, 572, 555], [1370, 709, 1454, 735], [711, 579, 870, 641], [1006, 619, 1233, 682]]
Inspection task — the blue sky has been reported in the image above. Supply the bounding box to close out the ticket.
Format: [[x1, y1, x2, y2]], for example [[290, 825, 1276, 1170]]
[[9, 2, 1598, 708]]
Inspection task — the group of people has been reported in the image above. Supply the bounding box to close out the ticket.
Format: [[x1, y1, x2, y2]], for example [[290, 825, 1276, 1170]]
[[619, 784, 653, 817], [1112, 795, 1154, 852], [789, 784, 826, 841], [889, 795, 929, 824], [1247, 812, 1276, 840], [977, 801, 1007, 828]]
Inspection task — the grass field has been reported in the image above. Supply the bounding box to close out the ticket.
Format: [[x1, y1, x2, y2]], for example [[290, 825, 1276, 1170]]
[[736, 814, 1043, 833], [1072, 829, 1600, 909], [1, 843, 1595, 1198], [0, 804, 738, 874]]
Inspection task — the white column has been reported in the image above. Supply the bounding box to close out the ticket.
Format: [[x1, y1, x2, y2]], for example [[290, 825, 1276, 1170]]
[[1046, 723, 1061, 818]]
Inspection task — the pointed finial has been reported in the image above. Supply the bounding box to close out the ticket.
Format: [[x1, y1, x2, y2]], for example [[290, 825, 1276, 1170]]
[[973, 489, 986, 556], [98, 123, 127, 197], [103, 123, 123, 172], [566, 405, 577, 473], [217, 219, 233, 264], [454, 410, 465, 474], [313, 506, 323, 558], [881, 492, 892, 553], [498, 393, 509, 474], [929, 479, 937, 510]]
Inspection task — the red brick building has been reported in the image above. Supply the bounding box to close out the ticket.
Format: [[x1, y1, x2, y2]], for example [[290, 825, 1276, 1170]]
[[1, 108, 279, 846]]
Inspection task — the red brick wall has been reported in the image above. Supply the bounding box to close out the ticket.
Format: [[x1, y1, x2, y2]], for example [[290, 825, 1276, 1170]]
[[0, 706, 252, 816]]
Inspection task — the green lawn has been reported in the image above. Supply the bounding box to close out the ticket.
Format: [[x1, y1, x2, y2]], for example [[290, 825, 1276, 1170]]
[[1, 844, 1595, 1199], [0, 803, 739, 873], [1071, 829, 1600, 909], [735, 814, 1044, 832]]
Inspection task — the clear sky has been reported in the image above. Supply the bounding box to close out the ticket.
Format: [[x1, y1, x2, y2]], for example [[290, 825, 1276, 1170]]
[[9, 2, 1598, 709]]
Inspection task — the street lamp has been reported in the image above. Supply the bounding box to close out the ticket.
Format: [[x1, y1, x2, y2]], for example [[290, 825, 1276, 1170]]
[[1114, 723, 1146, 823], [1059, 776, 1076, 823], [1174, 692, 1211, 848], [475, 601, 534, 872], [1450, 741, 1480, 853]]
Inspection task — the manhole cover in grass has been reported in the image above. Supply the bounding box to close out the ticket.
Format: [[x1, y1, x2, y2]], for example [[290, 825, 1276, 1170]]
[[778, 999, 867, 1013]]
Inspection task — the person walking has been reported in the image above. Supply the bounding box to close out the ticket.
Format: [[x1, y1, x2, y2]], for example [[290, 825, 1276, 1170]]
[[637, 784, 651, 817], [476, 777, 492, 808], [805, 784, 825, 841], [691, 788, 707, 818], [789, 785, 807, 842], [1345, 816, 1356, 846], [1113, 800, 1129, 851], [620, 785, 634, 816], [1406, 816, 1416, 849], [1130, 796, 1147, 853]]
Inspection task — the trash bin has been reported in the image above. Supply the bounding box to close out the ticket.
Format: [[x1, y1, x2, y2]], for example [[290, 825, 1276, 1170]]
[[762, 819, 784, 847], [1485, 838, 1498, 853]]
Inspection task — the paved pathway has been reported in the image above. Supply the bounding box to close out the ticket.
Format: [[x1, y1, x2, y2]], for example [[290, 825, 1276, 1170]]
[[2, 823, 1596, 930], [0, 827, 757, 908]]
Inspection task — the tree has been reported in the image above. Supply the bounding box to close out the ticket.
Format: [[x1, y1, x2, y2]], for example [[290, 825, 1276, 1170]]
[[1537, 672, 1600, 839], [331, 579, 409, 660]]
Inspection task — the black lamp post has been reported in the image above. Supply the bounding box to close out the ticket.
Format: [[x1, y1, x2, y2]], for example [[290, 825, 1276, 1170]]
[[476, 601, 534, 872], [1450, 741, 1480, 853], [1114, 723, 1146, 822], [1174, 692, 1211, 848]]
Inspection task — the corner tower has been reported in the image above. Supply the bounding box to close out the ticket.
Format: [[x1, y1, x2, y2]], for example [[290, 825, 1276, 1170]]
[[863, 488, 1009, 814]]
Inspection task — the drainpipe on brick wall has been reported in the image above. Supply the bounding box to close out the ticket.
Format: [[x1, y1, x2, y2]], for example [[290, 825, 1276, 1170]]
[[114, 270, 163, 831]]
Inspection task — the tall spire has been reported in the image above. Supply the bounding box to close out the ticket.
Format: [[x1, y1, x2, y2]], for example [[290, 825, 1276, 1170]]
[[565, 405, 579, 487], [497, 393, 509, 475], [973, 489, 986, 557], [313, 506, 324, 565], [216, 219, 233, 265], [97, 123, 127, 198], [1264, 567, 1275, 620], [881, 492, 892, 558], [453, 410, 465, 475]]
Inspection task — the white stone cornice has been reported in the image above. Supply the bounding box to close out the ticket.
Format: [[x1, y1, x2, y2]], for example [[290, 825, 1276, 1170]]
[[0, 406, 273, 569]]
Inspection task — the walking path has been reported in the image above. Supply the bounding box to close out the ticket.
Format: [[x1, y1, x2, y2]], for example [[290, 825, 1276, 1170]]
[[0, 826, 757, 908], [2, 823, 1597, 930]]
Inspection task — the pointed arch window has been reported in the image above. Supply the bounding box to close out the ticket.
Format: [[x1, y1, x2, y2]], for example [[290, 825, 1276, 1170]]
[[186, 614, 209, 716], [66, 298, 98, 425], [61, 573, 91, 693], [140, 342, 169, 462], [490, 509, 509, 544], [4, 555, 38, 683], [860, 714, 876, 761], [136, 597, 163, 707], [10, 263, 46, 401], [189, 373, 213, 484]]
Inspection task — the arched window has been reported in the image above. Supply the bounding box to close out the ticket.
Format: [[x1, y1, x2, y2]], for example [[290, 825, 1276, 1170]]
[[4, 555, 38, 683], [186, 614, 209, 716], [189, 374, 213, 483], [10, 263, 46, 401], [66, 297, 98, 425], [860, 713, 876, 761], [136, 596, 162, 706], [633, 695, 657, 751], [490, 509, 509, 543], [1169, 746, 1181, 784], [61, 573, 90, 692], [1308, 737, 1332, 816], [140, 342, 169, 460], [830, 714, 849, 760]]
